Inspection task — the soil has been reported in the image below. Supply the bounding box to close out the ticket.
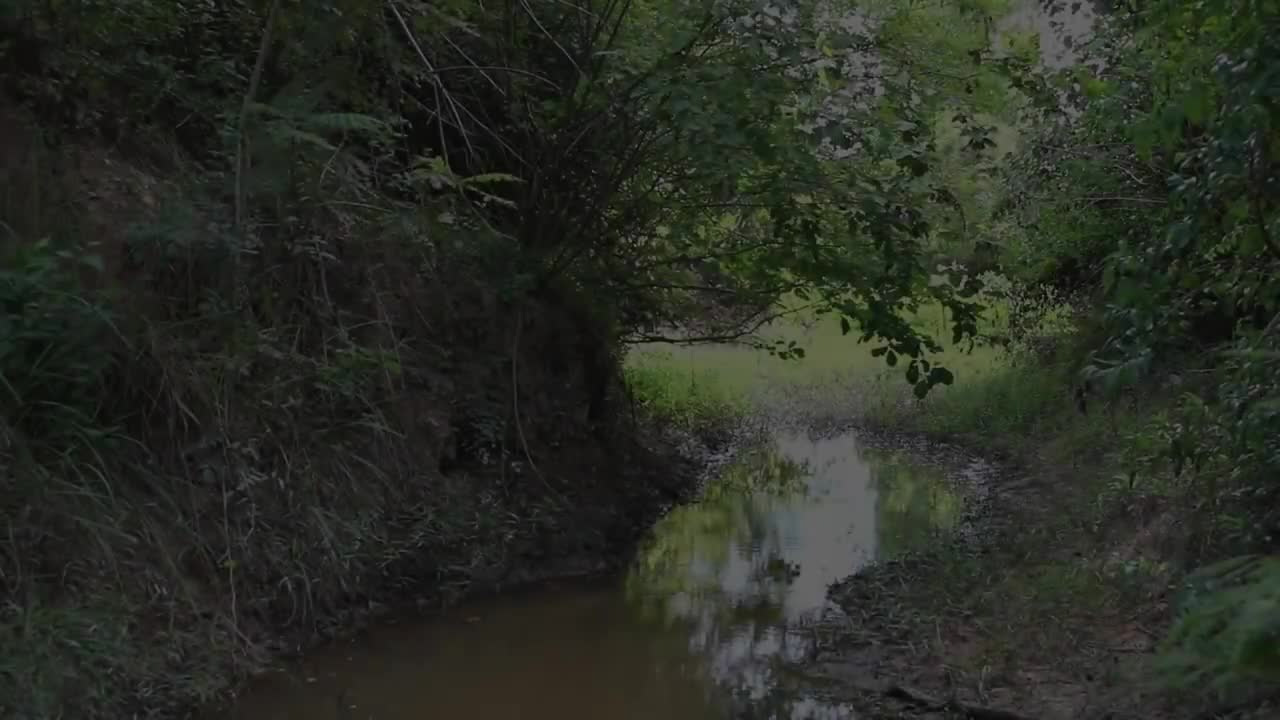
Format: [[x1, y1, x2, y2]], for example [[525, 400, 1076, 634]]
[[780, 420, 1280, 720]]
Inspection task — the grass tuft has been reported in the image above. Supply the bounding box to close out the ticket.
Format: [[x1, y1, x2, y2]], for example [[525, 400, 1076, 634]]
[[624, 351, 750, 430]]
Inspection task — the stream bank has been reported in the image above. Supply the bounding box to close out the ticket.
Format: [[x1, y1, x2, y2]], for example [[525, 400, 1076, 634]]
[[218, 405, 1001, 720], [788, 372, 1280, 720], [610, 342, 1279, 720], [206, 339, 1277, 720]]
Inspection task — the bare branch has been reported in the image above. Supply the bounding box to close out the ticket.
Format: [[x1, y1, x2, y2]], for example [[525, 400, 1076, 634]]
[[623, 301, 825, 346], [387, 0, 475, 161], [520, 0, 582, 75]]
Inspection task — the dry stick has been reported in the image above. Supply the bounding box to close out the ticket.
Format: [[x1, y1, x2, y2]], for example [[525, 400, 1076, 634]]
[[510, 307, 560, 498], [882, 683, 1037, 720], [624, 300, 826, 345], [436, 31, 505, 96], [220, 472, 237, 647], [227, 0, 276, 630], [233, 0, 281, 309], [387, 0, 472, 162], [519, 0, 581, 75]]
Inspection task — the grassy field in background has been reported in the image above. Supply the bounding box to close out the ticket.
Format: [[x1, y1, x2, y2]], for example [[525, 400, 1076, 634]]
[[623, 301, 1011, 421], [623, 296, 1235, 719]]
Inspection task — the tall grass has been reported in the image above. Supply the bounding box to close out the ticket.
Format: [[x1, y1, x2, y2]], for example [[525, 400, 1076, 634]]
[[888, 361, 1070, 438], [624, 355, 749, 431], [0, 121, 683, 718]]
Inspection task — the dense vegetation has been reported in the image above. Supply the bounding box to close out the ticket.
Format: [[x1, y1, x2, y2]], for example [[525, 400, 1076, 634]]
[[992, 0, 1280, 697], [1, 0, 1278, 717], [635, 0, 1280, 711], [0, 0, 1014, 716]]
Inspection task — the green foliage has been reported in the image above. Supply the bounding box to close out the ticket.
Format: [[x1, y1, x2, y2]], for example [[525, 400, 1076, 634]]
[[0, 0, 1025, 396], [0, 603, 138, 719], [986, 0, 1280, 698], [1160, 555, 1280, 692], [624, 353, 747, 430], [0, 238, 114, 452], [905, 360, 1069, 440], [1067, 0, 1280, 370], [28, 0, 1280, 713]]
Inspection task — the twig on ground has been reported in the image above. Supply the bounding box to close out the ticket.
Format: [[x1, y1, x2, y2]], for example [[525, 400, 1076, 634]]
[[883, 683, 1037, 720]]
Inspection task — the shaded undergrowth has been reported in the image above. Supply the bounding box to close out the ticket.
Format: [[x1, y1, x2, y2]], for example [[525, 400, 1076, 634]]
[[816, 343, 1280, 718], [0, 109, 702, 719]]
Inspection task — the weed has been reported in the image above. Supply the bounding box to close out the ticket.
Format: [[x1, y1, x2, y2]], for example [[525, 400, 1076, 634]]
[[624, 351, 749, 430], [0, 139, 692, 720]]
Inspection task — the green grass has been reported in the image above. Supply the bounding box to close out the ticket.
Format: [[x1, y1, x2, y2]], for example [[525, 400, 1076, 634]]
[[890, 361, 1071, 438], [624, 359, 749, 430], [624, 300, 1010, 423]]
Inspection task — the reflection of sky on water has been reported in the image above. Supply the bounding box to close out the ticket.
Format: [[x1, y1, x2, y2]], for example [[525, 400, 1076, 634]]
[[627, 429, 968, 707], [225, 428, 976, 720]]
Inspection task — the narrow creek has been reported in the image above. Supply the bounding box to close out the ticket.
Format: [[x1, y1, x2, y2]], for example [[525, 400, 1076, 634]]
[[219, 3, 1096, 718], [223, 428, 993, 719]]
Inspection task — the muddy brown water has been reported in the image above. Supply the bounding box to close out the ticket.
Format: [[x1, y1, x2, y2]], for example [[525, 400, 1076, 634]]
[[223, 429, 990, 719]]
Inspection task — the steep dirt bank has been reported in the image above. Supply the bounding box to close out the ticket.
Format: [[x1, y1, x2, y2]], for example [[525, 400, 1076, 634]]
[[0, 111, 710, 720]]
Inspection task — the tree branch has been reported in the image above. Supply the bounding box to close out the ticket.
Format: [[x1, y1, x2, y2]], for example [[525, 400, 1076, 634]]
[[623, 301, 824, 346]]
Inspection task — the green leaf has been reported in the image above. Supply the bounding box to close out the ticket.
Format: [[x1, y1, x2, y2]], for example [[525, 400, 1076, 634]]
[[929, 367, 955, 385], [1182, 83, 1212, 125], [1240, 226, 1266, 256], [840, 316, 851, 336], [906, 361, 919, 384], [886, 350, 898, 367]]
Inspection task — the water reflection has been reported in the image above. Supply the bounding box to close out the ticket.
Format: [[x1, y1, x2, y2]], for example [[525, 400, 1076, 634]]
[[223, 430, 966, 720], [625, 431, 963, 709], [863, 446, 965, 559]]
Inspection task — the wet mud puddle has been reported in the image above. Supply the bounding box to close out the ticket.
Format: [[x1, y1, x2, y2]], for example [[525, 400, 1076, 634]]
[[224, 430, 988, 719]]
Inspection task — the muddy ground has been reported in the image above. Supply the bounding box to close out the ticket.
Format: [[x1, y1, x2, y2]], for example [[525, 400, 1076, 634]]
[[775, 420, 1279, 720]]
